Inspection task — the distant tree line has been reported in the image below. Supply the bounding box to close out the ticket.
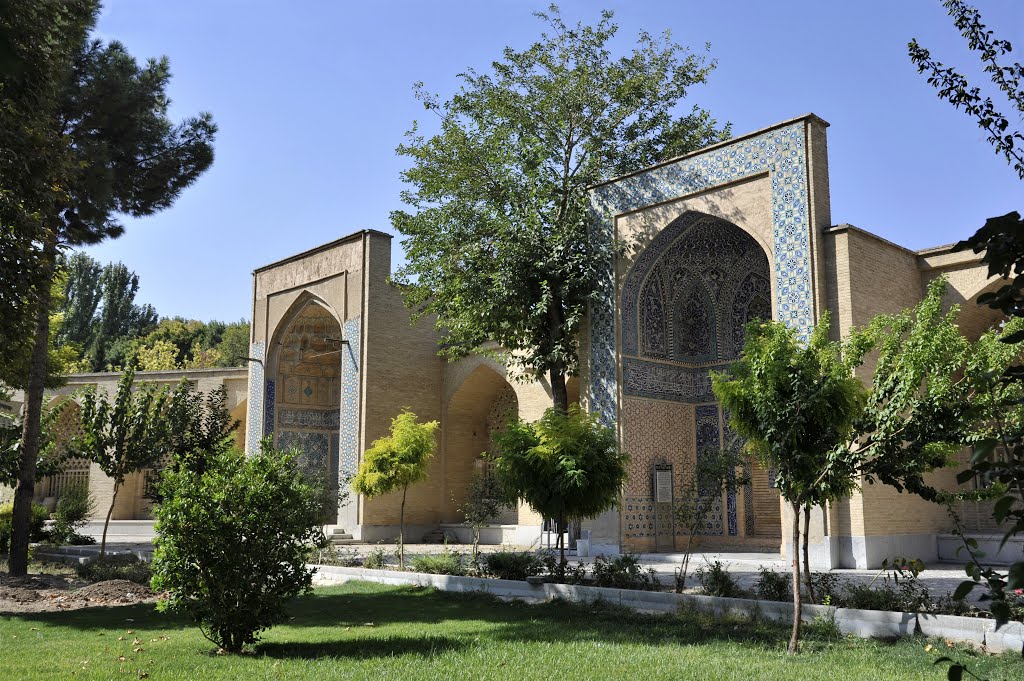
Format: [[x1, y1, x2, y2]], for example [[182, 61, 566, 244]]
[[50, 251, 249, 373]]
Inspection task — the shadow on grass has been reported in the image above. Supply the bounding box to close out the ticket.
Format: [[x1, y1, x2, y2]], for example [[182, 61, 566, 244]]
[[2, 581, 817, 655], [258, 634, 469, 660]]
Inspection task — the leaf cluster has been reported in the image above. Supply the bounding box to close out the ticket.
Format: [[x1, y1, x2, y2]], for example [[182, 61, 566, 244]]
[[909, 0, 1024, 179], [712, 312, 867, 508], [152, 440, 323, 653], [73, 363, 172, 482], [391, 5, 728, 382], [491, 404, 628, 523], [352, 410, 438, 498]]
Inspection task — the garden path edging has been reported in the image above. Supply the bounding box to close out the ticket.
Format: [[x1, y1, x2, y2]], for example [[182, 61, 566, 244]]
[[310, 564, 1023, 654]]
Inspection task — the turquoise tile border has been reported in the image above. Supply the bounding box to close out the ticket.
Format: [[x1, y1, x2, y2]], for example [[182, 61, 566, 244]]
[[588, 121, 814, 426]]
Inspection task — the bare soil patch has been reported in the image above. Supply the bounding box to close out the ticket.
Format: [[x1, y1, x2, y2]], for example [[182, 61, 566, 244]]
[[0, 571, 157, 614]]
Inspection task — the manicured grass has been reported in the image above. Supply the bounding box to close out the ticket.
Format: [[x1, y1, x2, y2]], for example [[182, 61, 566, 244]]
[[0, 581, 1018, 680]]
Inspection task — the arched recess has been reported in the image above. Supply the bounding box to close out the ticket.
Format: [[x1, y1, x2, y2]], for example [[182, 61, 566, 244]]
[[443, 364, 519, 525], [267, 294, 344, 524], [229, 399, 247, 451], [619, 210, 779, 547]]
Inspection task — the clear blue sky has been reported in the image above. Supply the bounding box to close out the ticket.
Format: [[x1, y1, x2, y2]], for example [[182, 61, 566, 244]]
[[86, 0, 1024, 323]]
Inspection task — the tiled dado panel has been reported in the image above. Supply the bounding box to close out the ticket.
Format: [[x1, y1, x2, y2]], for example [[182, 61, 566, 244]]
[[622, 398, 745, 540], [588, 121, 814, 426], [245, 341, 265, 454], [277, 430, 331, 479]]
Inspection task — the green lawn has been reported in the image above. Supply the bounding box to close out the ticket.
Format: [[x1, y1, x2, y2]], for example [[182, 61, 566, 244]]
[[0, 581, 1017, 680]]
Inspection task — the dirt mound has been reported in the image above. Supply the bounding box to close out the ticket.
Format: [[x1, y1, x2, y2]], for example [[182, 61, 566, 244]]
[[76, 579, 153, 603], [0, 586, 41, 603]]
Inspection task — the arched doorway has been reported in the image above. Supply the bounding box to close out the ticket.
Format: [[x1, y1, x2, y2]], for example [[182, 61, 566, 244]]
[[268, 298, 343, 524], [619, 211, 780, 550], [444, 364, 519, 528]]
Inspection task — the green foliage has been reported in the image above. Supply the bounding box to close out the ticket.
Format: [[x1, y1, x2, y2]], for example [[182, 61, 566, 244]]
[[352, 409, 438, 568], [483, 550, 546, 581], [88, 262, 157, 371], [0, 0, 97, 377], [492, 405, 628, 566], [409, 548, 468, 576], [0, 501, 48, 552], [0, 396, 80, 488], [456, 466, 511, 560], [493, 403, 626, 569], [754, 567, 791, 603], [50, 254, 253, 372], [152, 441, 323, 653], [362, 547, 387, 570], [713, 312, 867, 652], [129, 317, 252, 370], [694, 560, 744, 599], [74, 363, 173, 555], [673, 445, 750, 586], [848, 277, 1007, 500], [909, 0, 1024, 179], [6, 6, 215, 577], [713, 313, 868, 510], [809, 572, 843, 606], [909, 2, 1024, 635], [48, 482, 94, 546], [352, 410, 438, 498], [76, 553, 152, 585], [163, 380, 238, 478], [392, 5, 728, 409], [591, 554, 657, 591]]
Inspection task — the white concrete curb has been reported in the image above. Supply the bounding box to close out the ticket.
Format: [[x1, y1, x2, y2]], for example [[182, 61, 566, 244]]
[[311, 564, 1024, 654]]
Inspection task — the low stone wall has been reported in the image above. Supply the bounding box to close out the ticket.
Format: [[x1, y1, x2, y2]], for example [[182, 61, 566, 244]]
[[312, 564, 1024, 655]]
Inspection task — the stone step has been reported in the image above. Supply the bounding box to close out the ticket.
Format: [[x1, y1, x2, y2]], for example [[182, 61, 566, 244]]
[[421, 529, 446, 544], [330, 538, 359, 546]]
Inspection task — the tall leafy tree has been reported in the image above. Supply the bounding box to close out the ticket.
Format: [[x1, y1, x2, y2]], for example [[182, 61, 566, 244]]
[[712, 314, 869, 654], [7, 15, 216, 576], [0, 1, 97, 382], [352, 410, 438, 569], [74, 363, 173, 557], [55, 251, 102, 351], [89, 262, 157, 369], [910, 4, 1024, 647], [392, 5, 728, 412]]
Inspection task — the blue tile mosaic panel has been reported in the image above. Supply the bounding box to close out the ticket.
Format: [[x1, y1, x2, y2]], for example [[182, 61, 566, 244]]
[[278, 408, 341, 430], [623, 496, 657, 539], [588, 121, 814, 426], [695, 404, 724, 536], [264, 379, 275, 437], [245, 341, 265, 454], [339, 316, 361, 486], [277, 430, 329, 479]]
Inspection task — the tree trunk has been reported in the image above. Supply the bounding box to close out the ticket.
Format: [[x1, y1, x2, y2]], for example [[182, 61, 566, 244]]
[[100, 479, 121, 559], [547, 297, 568, 414], [679, 531, 695, 592], [558, 511, 566, 572], [399, 484, 407, 570], [8, 231, 58, 577], [473, 527, 480, 567], [788, 500, 802, 654], [803, 504, 815, 604], [549, 367, 568, 415]]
